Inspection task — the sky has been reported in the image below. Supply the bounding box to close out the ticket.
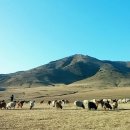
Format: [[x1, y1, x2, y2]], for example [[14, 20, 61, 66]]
[[0, 0, 130, 74]]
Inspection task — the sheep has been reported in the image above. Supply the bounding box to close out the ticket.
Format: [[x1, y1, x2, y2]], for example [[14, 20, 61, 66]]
[[0, 100, 6, 109], [83, 100, 89, 108], [88, 101, 98, 110], [58, 100, 65, 106], [103, 99, 109, 102], [126, 98, 130, 103], [74, 101, 85, 109], [118, 99, 122, 104], [104, 102, 112, 110], [91, 99, 97, 103], [61, 99, 69, 104], [17, 100, 25, 108], [83, 100, 88, 104], [54, 101, 63, 109], [49, 100, 63, 109], [6, 101, 17, 109], [29, 101, 35, 110], [111, 99, 118, 110], [107, 99, 112, 103], [63, 99, 69, 104], [122, 98, 127, 103], [51, 100, 57, 107], [47, 101, 52, 105], [122, 98, 130, 103], [40, 100, 44, 104], [112, 102, 118, 110], [99, 100, 112, 110]]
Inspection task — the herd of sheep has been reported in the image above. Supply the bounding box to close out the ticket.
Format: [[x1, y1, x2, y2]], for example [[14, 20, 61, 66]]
[[0, 100, 35, 110], [0, 98, 130, 110]]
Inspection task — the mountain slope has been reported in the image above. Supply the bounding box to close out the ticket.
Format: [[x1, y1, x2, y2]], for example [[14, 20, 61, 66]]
[[0, 54, 130, 87], [72, 63, 130, 87]]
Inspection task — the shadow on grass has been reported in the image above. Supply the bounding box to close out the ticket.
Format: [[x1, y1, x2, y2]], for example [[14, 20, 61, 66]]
[[1, 107, 130, 111], [119, 108, 130, 111], [61, 108, 130, 112]]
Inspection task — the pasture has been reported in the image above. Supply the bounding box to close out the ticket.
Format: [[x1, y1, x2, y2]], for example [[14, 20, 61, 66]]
[[0, 86, 130, 130], [0, 103, 130, 130]]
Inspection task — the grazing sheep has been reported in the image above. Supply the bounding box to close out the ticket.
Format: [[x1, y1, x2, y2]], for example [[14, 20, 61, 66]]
[[126, 98, 130, 103], [104, 102, 112, 110], [107, 99, 112, 103], [6, 101, 17, 109], [51, 100, 57, 107], [112, 99, 118, 102], [88, 101, 98, 110], [122, 98, 130, 103], [30, 101, 35, 110], [100, 100, 112, 110], [58, 100, 65, 106], [47, 101, 52, 105], [112, 99, 118, 110], [83, 100, 89, 108], [103, 99, 108, 102], [102, 99, 113, 104], [40, 100, 44, 104], [17, 101, 25, 108], [112, 102, 118, 110], [118, 99, 122, 104], [0, 100, 6, 109], [91, 99, 97, 103], [83, 100, 88, 104], [54, 101, 63, 109], [74, 101, 85, 109], [60, 99, 69, 104], [64, 99, 69, 104], [122, 98, 127, 103]]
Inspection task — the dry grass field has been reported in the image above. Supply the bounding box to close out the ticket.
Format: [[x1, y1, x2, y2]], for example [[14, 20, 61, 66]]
[[0, 103, 130, 130], [1, 85, 130, 130]]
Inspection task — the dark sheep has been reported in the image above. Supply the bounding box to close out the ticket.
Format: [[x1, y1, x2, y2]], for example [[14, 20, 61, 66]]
[[55, 101, 62, 109], [103, 102, 112, 110], [74, 101, 85, 109], [40, 100, 44, 104], [17, 101, 25, 108], [47, 101, 52, 105], [88, 101, 97, 110], [99, 100, 112, 110], [0, 100, 6, 109]]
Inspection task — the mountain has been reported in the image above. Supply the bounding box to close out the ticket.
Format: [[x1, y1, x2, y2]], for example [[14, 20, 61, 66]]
[[0, 54, 130, 87]]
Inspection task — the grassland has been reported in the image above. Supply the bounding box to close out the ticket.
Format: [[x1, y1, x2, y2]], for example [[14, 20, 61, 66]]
[[0, 85, 130, 130], [0, 103, 130, 130]]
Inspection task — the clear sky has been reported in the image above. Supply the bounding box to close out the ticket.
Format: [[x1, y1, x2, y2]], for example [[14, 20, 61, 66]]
[[0, 0, 130, 74]]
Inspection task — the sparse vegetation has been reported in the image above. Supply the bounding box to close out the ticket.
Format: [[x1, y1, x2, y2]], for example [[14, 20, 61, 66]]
[[0, 103, 130, 130], [0, 86, 130, 129]]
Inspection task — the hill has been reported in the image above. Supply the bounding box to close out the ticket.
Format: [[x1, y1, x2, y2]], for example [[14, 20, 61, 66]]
[[0, 54, 130, 87]]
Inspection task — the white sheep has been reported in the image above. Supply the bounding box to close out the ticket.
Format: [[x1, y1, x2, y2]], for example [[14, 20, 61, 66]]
[[51, 100, 57, 107], [6, 101, 17, 109], [118, 99, 122, 104], [30, 101, 35, 110], [83, 100, 89, 108]]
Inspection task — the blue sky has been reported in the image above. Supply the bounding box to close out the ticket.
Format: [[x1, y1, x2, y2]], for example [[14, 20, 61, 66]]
[[0, 0, 130, 74]]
